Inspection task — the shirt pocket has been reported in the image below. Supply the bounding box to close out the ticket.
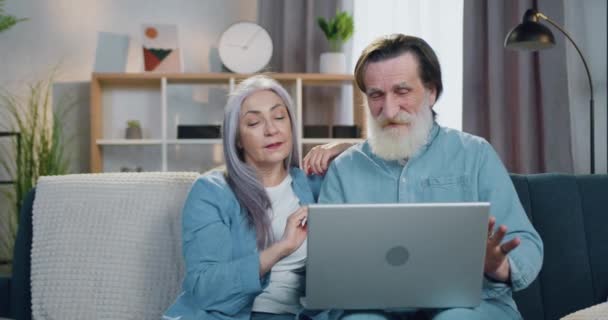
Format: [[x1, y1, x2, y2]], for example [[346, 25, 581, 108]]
[[419, 175, 471, 202]]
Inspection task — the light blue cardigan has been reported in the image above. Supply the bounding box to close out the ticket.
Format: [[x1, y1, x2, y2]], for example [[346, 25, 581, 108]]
[[163, 167, 341, 320]]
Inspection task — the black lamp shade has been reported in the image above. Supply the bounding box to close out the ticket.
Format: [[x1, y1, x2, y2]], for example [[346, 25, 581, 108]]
[[504, 9, 556, 51]]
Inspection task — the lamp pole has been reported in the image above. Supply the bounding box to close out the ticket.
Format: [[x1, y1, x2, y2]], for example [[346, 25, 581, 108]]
[[535, 13, 596, 173]]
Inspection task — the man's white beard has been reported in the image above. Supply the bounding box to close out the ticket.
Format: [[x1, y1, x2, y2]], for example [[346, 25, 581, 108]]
[[368, 99, 434, 161]]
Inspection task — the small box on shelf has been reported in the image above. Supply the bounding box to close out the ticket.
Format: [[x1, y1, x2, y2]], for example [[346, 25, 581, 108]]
[[177, 125, 222, 139], [332, 125, 360, 138], [303, 125, 330, 138]]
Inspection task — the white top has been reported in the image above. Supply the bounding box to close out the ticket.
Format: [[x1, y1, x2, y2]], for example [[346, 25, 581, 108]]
[[251, 174, 306, 314]]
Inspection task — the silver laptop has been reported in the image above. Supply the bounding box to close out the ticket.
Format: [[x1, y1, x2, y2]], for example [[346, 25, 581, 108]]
[[301, 202, 490, 310]]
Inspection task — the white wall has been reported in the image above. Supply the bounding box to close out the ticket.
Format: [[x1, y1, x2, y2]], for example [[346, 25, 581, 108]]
[[565, 0, 607, 174], [352, 0, 464, 131], [0, 0, 257, 89]]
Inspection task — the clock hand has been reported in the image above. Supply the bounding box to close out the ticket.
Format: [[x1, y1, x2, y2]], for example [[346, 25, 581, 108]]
[[225, 43, 246, 49], [243, 28, 262, 50]]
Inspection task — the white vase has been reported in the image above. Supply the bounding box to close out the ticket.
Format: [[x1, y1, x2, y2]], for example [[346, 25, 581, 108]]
[[319, 52, 346, 74]]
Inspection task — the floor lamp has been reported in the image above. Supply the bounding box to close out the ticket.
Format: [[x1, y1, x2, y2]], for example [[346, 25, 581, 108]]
[[504, 9, 597, 174]]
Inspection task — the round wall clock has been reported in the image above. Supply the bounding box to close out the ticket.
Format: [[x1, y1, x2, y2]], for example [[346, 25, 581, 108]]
[[218, 22, 273, 74]]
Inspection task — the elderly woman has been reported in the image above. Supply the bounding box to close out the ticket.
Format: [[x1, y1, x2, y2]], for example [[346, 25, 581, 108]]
[[163, 75, 350, 320]]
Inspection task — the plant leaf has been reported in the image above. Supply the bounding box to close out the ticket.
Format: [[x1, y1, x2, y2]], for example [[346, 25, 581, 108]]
[[0, 67, 74, 261], [317, 11, 354, 51], [317, 17, 330, 38]]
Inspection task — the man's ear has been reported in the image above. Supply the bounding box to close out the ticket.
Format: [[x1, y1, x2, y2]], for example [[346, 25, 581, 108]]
[[428, 87, 437, 106]]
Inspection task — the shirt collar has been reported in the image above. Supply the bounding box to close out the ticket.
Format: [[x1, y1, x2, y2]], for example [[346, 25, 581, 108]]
[[416, 121, 441, 157]]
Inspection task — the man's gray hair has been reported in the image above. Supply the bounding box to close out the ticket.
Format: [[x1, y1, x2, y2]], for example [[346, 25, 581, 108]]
[[223, 75, 300, 249]]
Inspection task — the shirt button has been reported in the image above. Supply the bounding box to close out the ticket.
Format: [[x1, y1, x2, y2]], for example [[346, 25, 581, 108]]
[[401, 178, 406, 183]]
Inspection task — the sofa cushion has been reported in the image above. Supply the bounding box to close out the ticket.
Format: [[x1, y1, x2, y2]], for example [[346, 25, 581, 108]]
[[0, 275, 9, 317], [510, 174, 546, 320], [576, 175, 608, 304], [30, 172, 198, 320], [511, 174, 608, 320]]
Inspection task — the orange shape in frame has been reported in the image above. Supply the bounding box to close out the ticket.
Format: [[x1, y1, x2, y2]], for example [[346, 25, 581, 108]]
[[145, 27, 158, 39]]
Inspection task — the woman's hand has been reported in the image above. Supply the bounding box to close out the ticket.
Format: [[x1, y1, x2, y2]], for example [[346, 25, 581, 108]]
[[302, 142, 352, 175], [259, 207, 308, 276], [277, 206, 308, 254]]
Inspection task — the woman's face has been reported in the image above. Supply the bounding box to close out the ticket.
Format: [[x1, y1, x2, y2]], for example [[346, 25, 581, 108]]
[[238, 90, 293, 169]]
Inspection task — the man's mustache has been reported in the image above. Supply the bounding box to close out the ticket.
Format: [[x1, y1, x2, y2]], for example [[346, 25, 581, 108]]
[[376, 112, 413, 127]]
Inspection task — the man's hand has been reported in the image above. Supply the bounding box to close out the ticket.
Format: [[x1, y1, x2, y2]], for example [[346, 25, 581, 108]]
[[302, 142, 352, 175], [484, 216, 521, 283]]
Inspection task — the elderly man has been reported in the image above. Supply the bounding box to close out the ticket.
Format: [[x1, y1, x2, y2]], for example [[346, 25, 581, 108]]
[[317, 34, 543, 320]]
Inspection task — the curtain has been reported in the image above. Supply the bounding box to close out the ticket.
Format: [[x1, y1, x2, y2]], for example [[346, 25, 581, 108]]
[[257, 0, 338, 73], [258, 0, 351, 133], [462, 0, 574, 173], [564, 0, 607, 174]]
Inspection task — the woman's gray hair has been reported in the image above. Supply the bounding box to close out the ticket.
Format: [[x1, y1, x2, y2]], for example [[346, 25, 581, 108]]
[[223, 75, 300, 249]]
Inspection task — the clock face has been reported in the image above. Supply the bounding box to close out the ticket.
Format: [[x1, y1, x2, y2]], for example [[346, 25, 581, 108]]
[[218, 22, 273, 74]]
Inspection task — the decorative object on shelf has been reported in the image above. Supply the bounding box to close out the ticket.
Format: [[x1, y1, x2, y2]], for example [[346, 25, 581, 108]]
[[0, 72, 72, 263], [504, 9, 600, 174], [304, 125, 330, 138], [317, 11, 354, 74], [218, 21, 273, 74], [142, 24, 182, 72], [0, 0, 27, 33], [332, 125, 360, 138], [94, 31, 130, 72], [177, 124, 221, 139], [125, 120, 143, 139]]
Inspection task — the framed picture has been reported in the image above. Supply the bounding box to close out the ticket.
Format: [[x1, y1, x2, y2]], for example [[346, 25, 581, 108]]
[[141, 24, 183, 72]]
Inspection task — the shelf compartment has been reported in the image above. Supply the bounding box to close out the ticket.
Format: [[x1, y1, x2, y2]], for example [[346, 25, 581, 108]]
[[97, 139, 163, 145], [302, 138, 364, 145], [101, 145, 162, 172], [167, 144, 224, 173], [166, 139, 222, 145]]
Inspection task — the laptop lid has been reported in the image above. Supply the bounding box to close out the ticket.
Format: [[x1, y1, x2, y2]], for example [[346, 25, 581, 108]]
[[303, 202, 490, 310]]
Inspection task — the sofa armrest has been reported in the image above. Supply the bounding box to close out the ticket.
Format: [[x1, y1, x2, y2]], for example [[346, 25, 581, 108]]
[[10, 189, 35, 320], [0, 276, 10, 317]]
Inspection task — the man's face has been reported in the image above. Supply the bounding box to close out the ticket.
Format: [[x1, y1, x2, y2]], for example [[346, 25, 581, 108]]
[[363, 52, 436, 135], [363, 52, 437, 160]]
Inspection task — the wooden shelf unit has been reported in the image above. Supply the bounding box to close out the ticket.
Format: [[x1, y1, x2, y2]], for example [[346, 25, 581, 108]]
[[90, 72, 366, 173]]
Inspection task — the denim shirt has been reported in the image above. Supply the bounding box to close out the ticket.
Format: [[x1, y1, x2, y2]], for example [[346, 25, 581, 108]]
[[318, 123, 544, 312], [163, 167, 324, 320]]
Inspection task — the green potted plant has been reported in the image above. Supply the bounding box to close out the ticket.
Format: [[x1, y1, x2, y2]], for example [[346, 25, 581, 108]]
[[126, 120, 143, 139], [0, 73, 73, 270], [317, 10, 354, 74], [0, 0, 27, 33]]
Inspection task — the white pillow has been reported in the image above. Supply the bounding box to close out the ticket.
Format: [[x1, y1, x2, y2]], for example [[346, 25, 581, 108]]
[[31, 172, 198, 320], [560, 302, 608, 320]]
